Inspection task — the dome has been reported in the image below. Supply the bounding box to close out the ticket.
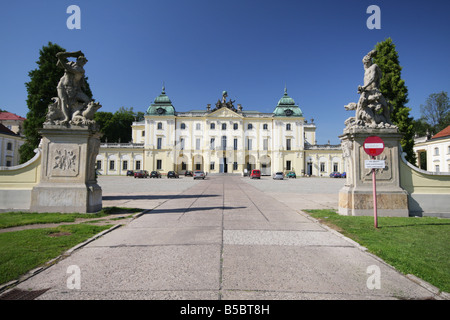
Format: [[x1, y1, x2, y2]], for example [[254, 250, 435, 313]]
[[272, 87, 303, 117], [146, 85, 175, 115]]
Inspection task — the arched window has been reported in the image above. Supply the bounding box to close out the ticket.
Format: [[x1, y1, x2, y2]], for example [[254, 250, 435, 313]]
[[210, 123, 215, 129], [180, 123, 186, 130], [247, 123, 253, 130], [263, 124, 268, 130], [222, 123, 227, 130], [233, 123, 238, 130], [6, 142, 12, 151], [157, 122, 163, 130], [434, 147, 439, 156], [286, 123, 291, 131]]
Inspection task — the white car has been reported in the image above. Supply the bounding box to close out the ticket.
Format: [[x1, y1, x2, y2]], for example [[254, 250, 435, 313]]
[[273, 172, 284, 180], [193, 171, 205, 179]]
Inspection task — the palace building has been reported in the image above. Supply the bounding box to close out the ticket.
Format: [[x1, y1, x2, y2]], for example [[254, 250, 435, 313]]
[[96, 86, 343, 176]]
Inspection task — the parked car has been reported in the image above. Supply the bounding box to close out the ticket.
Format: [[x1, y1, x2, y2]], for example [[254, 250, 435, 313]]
[[330, 172, 341, 178], [150, 171, 161, 178], [250, 169, 261, 179], [286, 171, 296, 178], [341, 172, 346, 178], [185, 170, 193, 177], [167, 171, 179, 178], [193, 171, 205, 179], [134, 170, 149, 178], [273, 172, 284, 180], [126, 170, 134, 176]]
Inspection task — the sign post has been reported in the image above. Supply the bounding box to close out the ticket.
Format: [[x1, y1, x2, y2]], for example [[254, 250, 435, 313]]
[[363, 136, 385, 228]]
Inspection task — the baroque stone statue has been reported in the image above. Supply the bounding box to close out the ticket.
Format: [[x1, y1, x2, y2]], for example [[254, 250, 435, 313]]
[[45, 51, 101, 127], [344, 49, 395, 130]]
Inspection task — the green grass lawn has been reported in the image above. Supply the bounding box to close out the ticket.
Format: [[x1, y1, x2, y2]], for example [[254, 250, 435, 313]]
[[0, 207, 141, 286], [304, 209, 450, 293]]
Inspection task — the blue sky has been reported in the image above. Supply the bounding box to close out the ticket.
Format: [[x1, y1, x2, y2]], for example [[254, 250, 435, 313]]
[[1, 0, 449, 144]]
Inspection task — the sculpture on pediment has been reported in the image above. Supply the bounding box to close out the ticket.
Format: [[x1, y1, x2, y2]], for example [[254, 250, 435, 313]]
[[212, 90, 237, 112], [45, 51, 101, 127], [344, 49, 395, 130]]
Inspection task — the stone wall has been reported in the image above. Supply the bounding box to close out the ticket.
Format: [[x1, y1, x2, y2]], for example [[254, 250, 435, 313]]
[[399, 151, 450, 217], [0, 149, 41, 211]]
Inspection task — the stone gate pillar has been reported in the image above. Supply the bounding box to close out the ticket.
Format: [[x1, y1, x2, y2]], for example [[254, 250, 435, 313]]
[[30, 125, 102, 213], [338, 127, 408, 216]]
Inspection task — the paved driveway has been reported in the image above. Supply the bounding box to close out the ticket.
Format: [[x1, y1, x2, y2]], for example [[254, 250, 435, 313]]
[[10, 176, 436, 300]]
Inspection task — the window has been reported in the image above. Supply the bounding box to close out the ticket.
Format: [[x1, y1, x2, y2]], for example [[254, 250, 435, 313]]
[[286, 123, 291, 131], [180, 138, 185, 150], [196, 138, 201, 150], [157, 160, 162, 170], [182, 162, 186, 170], [157, 137, 162, 149], [247, 138, 252, 150], [96, 160, 102, 170], [286, 138, 291, 151], [286, 160, 291, 171], [6, 160, 11, 167], [448, 146, 450, 154], [222, 123, 227, 130], [196, 123, 201, 130], [233, 162, 238, 170], [210, 162, 215, 170], [136, 161, 141, 170], [263, 124, 268, 130], [320, 162, 325, 172], [247, 123, 253, 130], [333, 162, 339, 172], [263, 138, 268, 151], [141, 130, 145, 137], [210, 138, 215, 150], [157, 122, 163, 130], [234, 138, 238, 150], [122, 160, 128, 170], [210, 123, 215, 130], [6, 142, 12, 150], [233, 123, 238, 130], [109, 160, 115, 170], [181, 123, 186, 129], [434, 147, 439, 156], [435, 165, 440, 172], [221, 135, 227, 150]]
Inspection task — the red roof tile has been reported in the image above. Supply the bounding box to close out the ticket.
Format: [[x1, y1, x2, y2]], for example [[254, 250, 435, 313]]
[[431, 125, 450, 139], [0, 112, 26, 121]]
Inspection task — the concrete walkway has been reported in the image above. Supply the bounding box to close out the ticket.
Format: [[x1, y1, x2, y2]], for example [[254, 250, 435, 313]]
[[10, 176, 438, 299]]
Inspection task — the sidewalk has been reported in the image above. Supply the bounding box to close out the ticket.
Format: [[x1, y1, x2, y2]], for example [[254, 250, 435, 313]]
[[5, 176, 440, 300]]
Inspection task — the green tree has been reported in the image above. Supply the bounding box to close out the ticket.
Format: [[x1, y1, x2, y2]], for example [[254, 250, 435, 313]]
[[19, 42, 93, 163], [94, 107, 139, 143], [373, 38, 416, 163], [419, 91, 450, 134]]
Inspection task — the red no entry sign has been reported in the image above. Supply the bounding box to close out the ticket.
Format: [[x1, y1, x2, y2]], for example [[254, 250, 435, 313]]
[[363, 136, 385, 157]]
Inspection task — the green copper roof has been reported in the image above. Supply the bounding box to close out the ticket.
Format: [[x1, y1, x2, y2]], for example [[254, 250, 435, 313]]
[[146, 85, 175, 116], [273, 87, 303, 117]]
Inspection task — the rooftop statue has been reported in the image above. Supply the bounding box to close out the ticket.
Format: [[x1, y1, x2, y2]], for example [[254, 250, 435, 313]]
[[344, 49, 395, 130], [45, 50, 101, 127], [213, 90, 237, 112]]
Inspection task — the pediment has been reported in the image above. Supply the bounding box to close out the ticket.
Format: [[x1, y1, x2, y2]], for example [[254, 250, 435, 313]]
[[207, 107, 242, 118]]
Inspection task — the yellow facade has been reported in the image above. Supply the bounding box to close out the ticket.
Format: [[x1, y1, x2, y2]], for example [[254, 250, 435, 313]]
[[97, 88, 343, 176]]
